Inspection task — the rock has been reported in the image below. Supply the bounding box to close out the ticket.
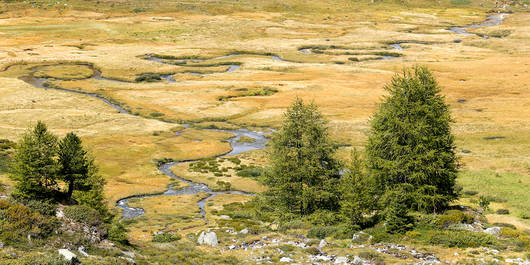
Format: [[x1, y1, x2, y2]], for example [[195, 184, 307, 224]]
[[198, 231, 218, 246], [58, 249, 77, 261], [279, 257, 292, 263], [78, 246, 89, 257], [335, 256, 348, 264], [484, 227, 502, 236], [240, 228, 249, 234], [122, 251, 135, 258], [229, 245, 236, 250], [0, 241, 3, 248], [122, 257, 136, 264], [56, 209, 64, 218], [219, 215, 231, 220], [319, 239, 327, 249], [351, 256, 364, 265]]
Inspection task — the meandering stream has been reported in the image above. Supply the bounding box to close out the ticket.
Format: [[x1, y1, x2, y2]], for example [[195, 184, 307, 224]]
[[11, 63, 272, 220], [448, 13, 507, 39]]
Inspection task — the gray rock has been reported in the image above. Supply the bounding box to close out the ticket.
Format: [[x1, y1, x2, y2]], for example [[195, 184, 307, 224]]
[[198, 231, 218, 246], [279, 257, 292, 263], [219, 215, 231, 220], [122, 251, 135, 258], [484, 227, 502, 236], [58, 249, 77, 261], [351, 256, 364, 265], [335, 256, 348, 264], [0, 241, 4, 248], [239, 228, 249, 234], [319, 239, 327, 249], [122, 257, 136, 264], [78, 246, 89, 257]]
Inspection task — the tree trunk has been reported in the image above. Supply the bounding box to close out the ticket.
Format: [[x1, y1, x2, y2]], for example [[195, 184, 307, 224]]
[[67, 180, 74, 199]]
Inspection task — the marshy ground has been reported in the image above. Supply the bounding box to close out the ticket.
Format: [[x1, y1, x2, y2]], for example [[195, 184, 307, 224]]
[[0, 0, 528, 263]]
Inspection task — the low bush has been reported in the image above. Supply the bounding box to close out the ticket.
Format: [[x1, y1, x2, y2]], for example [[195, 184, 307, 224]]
[[135, 73, 161, 82], [0, 200, 60, 246], [63, 205, 103, 227], [493, 222, 517, 229], [436, 210, 474, 228], [307, 226, 338, 239], [16, 198, 57, 216], [496, 209, 510, 215], [463, 190, 478, 196], [108, 220, 129, 245], [428, 230, 498, 248], [152, 232, 181, 243], [236, 167, 262, 179]]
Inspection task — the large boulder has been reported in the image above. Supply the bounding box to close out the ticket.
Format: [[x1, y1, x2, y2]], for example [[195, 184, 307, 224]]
[[58, 249, 77, 262], [198, 231, 218, 246], [484, 227, 502, 236]]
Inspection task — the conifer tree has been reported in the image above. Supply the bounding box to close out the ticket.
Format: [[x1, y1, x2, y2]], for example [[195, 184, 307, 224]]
[[339, 150, 377, 229], [58, 132, 90, 200], [263, 98, 341, 216], [366, 66, 459, 212], [9, 121, 58, 199]]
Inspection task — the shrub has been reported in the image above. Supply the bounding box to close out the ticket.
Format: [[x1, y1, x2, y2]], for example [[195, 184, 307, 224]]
[[499, 227, 520, 238], [63, 205, 103, 227], [428, 230, 498, 248], [135, 73, 161, 82], [489, 30, 512, 38], [16, 198, 57, 216], [152, 232, 181, 243], [479, 195, 491, 210], [493, 222, 517, 229], [436, 210, 474, 228], [304, 247, 321, 255], [307, 226, 338, 239], [236, 167, 263, 179], [463, 190, 478, 196], [150, 112, 165, 118], [108, 221, 129, 245], [496, 209, 510, 215]]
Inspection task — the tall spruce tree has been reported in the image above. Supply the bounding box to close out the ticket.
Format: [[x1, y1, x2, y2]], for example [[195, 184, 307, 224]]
[[58, 132, 90, 200], [263, 98, 341, 216], [366, 66, 459, 212], [9, 121, 58, 199]]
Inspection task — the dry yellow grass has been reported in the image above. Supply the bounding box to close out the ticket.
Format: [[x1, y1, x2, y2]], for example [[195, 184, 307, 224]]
[[126, 193, 210, 243]]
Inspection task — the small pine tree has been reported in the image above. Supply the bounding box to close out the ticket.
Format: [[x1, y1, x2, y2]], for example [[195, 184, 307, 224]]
[[263, 98, 341, 216], [383, 184, 413, 234], [339, 149, 377, 229], [366, 66, 459, 212], [9, 121, 58, 199]]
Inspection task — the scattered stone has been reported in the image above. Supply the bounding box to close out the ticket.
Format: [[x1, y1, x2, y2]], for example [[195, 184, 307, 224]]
[[319, 239, 327, 249], [240, 228, 249, 234], [279, 257, 293, 263], [351, 256, 364, 265], [78, 246, 89, 257], [335, 256, 348, 264], [229, 245, 236, 250], [0, 241, 3, 248], [198, 231, 218, 246], [122, 251, 135, 258], [56, 209, 64, 218], [58, 249, 77, 261], [484, 227, 502, 236], [122, 257, 136, 264], [219, 215, 231, 220]]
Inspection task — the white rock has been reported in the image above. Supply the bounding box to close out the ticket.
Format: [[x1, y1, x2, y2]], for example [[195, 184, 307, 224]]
[[56, 209, 64, 218], [279, 257, 292, 263], [484, 227, 502, 236], [198, 231, 218, 246], [240, 228, 249, 234], [351, 256, 364, 265], [335, 256, 348, 264], [319, 239, 327, 248], [78, 246, 89, 257], [58, 249, 77, 261], [122, 251, 135, 258], [229, 245, 236, 250], [219, 215, 231, 220]]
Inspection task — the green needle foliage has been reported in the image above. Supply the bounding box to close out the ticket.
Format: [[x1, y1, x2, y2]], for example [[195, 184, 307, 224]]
[[339, 149, 377, 229], [366, 66, 459, 213], [263, 98, 341, 216], [10, 121, 59, 199], [58, 132, 90, 200]]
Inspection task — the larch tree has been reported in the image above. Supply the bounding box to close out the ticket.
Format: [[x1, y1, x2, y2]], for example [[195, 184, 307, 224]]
[[365, 66, 459, 213], [263, 98, 342, 216]]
